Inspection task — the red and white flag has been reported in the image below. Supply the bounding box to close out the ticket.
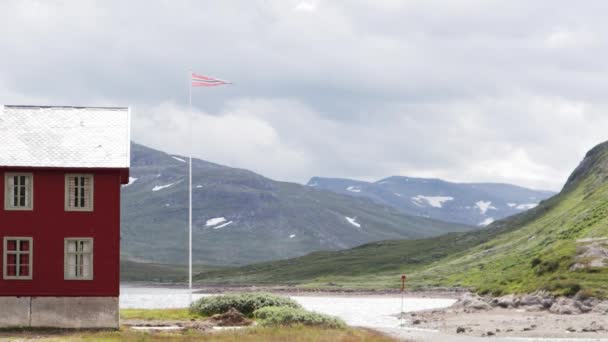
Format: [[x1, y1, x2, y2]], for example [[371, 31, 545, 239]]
[[191, 72, 231, 87]]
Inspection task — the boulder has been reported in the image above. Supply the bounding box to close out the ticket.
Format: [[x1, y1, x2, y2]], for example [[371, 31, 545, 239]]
[[455, 294, 491, 311], [495, 294, 518, 308], [549, 298, 582, 315], [519, 294, 542, 306], [592, 301, 608, 315]]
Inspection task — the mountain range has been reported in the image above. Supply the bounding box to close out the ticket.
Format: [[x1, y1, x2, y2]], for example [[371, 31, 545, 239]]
[[307, 176, 555, 226], [120, 143, 472, 266], [197, 141, 608, 298]]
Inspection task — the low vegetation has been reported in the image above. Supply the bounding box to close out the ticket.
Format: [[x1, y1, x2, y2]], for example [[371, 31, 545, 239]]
[[1, 326, 393, 342], [190, 293, 302, 316], [254, 306, 346, 328], [120, 308, 203, 321]]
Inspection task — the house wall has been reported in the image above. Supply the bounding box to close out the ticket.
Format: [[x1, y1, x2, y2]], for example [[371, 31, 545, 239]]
[[0, 168, 122, 297]]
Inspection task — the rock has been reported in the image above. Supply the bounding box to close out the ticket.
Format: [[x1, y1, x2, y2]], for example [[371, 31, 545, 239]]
[[456, 294, 492, 311], [566, 327, 576, 332], [412, 319, 421, 325], [541, 297, 555, 309], [487, 331, 495, 336], [592, 301, 608, 314], [550, 298, 582, 315], [495, 294, 517, 308], [519, 294, 542, 306], [524, 305, 544, 312], [456, 327, 466, 334]]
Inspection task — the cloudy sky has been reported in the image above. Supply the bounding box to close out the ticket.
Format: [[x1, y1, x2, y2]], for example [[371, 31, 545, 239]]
[[1, 0, 607, 191]]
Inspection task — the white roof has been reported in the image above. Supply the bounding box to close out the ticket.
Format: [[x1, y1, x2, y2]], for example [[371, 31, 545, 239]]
[[0, 105, 130, 169]]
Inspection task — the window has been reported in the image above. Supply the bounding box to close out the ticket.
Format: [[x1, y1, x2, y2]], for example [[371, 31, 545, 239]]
[[64, 238, 93, 280], [65, 174, 94, 211], [4, 173, 33, 210], [3, 237, 32, 280]]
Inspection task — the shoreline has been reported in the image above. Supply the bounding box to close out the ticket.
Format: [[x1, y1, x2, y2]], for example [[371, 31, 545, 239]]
[[121, 282, 466, 298]]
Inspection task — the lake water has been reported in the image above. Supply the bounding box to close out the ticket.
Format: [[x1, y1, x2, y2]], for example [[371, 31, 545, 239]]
[[119, 285, 456, 329]]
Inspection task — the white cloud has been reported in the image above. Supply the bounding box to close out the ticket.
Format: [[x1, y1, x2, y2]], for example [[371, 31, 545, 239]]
[[295, 1, 317, 12]]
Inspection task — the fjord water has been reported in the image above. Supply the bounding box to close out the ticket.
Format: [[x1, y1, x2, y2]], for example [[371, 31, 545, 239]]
[[120, 285, 455, 328]]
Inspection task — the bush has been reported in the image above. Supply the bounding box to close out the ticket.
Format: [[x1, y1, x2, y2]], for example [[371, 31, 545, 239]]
[[544, 281, 582, 297], [534, 260, 559, 275], [254, 306, 346, 328], [190, 293, 302, 316]]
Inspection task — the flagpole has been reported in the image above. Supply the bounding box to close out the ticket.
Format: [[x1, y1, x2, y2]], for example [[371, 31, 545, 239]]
[[188, 69, 193, 296]]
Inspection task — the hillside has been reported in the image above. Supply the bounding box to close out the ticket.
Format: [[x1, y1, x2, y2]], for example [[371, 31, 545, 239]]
[[307, 176, 554, 226], [196, 142, 608, 298], [121, 143, 472, 266]]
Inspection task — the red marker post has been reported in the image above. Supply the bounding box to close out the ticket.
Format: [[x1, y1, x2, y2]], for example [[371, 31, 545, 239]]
[[400, 274, 407, 326]]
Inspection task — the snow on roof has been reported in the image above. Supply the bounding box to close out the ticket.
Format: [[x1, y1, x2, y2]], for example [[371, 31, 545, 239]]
[[0, 105, 130, 168]]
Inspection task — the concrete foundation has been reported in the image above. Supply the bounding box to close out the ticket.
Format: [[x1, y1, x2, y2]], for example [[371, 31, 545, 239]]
[[0, 296, 118, 328]]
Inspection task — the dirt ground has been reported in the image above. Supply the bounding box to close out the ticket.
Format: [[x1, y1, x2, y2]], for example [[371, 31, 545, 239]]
[[408, 306, 608, 339]]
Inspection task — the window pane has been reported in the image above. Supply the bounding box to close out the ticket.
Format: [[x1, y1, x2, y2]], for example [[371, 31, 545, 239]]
[[13, 186, 18, 206], [19, 265, 29, 277], [6, 265, 16, 276], [19, 254, 29, 265], [19, 240, 29, 251], [67, 254, 76, 277], [7, 254, 16, 264], [6, 240, 16, 251]]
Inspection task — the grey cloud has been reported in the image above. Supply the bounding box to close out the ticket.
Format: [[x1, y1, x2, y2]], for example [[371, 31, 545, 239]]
[[1, 0, 607, 191]]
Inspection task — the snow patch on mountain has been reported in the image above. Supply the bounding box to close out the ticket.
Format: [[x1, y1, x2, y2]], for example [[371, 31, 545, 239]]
[[507, 203, 517, 207], [172, 156, 186, 163], [475, 201, 497, 215], [152, 183, 175, 192], [289, 234, 296, 239], [516, 203, 538, 210], [479, 217, 495, 226], [345, 216, 361, 228], [411, 195, 454, 208], [205, 217, 227, 227], [346, 186, 361, 193], [122, 177, 138, 188], [213, 221, 233, 229]]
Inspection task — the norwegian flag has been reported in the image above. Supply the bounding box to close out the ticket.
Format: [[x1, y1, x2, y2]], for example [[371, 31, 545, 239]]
[[191, 72, 231, 87]]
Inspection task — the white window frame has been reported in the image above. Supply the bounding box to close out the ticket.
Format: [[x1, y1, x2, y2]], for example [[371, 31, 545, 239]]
[[64, 238, 94, 280], [3, 237, 33, 280], [4, 173, 33, 211], [64, 174, 94, 212]]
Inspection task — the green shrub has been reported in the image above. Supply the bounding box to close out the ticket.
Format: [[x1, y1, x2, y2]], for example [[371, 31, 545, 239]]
[[544, 281, 582, 297], [190, 293, 302, 316], [534, 260, 559, 275], [254, 306, 346, 328]]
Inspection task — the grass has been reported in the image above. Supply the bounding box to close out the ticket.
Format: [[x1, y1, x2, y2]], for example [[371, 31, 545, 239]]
[[0, 326, 395, 342], [120, 260, 225, 282], [120, 308, 204, 321]]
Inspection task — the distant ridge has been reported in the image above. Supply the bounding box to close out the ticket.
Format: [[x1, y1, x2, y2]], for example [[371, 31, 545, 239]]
[[307, 176, 555, 226]]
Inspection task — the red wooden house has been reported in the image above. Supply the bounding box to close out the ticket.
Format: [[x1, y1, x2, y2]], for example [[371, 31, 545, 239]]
[[0, 105, 130, 328]]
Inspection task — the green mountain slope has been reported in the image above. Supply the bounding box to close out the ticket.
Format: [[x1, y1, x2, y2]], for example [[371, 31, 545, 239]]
[[196, 142, 608, 297]]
